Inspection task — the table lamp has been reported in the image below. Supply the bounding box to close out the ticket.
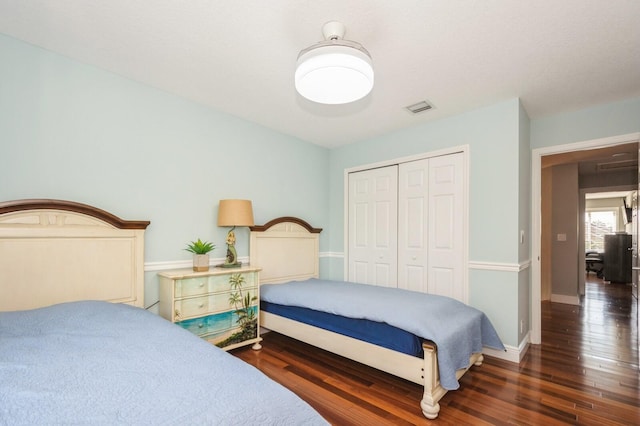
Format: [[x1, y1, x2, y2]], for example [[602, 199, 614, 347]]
[[217, 199, 254, 268]]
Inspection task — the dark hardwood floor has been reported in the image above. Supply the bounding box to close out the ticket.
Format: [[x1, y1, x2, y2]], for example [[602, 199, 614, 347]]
[[233, 276, 639, 425]]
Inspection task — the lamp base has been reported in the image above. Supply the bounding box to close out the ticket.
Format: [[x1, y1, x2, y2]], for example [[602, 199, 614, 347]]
[[217, 261, 242, 269]]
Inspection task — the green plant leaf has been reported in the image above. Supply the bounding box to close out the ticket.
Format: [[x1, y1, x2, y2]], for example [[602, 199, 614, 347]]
[[185, 238, 215, 254]]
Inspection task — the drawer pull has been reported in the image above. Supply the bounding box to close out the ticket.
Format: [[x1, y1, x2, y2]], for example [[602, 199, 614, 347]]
[[198, 323, 204, 328], [199, 282, 205, 287], [198, 302, 204, 308]]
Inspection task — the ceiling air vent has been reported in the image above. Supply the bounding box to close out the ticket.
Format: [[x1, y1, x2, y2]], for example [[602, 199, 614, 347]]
[[405, 100, 433, 114], [596, 160, 638, 172]]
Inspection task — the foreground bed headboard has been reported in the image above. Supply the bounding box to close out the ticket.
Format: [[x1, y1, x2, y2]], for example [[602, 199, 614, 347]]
[[249, 217, 322, 284], [0, 199, 150, 311]]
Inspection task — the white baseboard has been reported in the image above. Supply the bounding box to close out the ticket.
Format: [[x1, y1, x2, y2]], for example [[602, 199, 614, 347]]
[[551, 293, 580, 305], [483, 331, 530, 363]]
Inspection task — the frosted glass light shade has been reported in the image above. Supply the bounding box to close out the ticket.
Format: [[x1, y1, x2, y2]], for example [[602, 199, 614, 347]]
[[295, 43, 374, 105]]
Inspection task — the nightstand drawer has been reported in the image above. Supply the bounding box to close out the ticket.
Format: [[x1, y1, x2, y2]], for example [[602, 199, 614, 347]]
[[175, 295, 227, 318], [176, 307, 257, 339], [175, 273, 258, 297], [177, 313, 230, 338], [174, 289, 260, 319], [175, 275, 227, 297]]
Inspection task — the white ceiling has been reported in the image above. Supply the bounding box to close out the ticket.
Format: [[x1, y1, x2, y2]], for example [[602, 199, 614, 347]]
[[1, 1, 639, 148]]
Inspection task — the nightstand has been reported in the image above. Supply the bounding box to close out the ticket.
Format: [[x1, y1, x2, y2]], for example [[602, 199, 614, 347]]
[[158, 266, 262, 351]]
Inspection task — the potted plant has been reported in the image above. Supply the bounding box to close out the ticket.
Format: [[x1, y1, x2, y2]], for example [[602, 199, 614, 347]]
[[185, 239, 215, 272]]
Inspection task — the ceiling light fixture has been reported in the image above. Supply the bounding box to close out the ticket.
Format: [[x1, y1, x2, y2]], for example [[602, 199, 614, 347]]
[[295, 21, 374, 105]]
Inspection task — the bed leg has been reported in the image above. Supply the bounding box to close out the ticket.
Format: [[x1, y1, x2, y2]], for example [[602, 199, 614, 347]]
[[474, 354, 484, 366], [421, 342, 442, 419], [420, 399, 440, 419]]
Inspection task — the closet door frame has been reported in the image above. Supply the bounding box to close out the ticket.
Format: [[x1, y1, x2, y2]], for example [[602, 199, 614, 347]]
[[343, 145, 470, 303]]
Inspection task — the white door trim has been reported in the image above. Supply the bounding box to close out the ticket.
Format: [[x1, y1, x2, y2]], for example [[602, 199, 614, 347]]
[[531, 132, 640, 344]]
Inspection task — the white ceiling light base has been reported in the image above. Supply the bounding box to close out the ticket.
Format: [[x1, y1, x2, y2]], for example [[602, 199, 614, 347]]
[[295, 21, 374, 105]]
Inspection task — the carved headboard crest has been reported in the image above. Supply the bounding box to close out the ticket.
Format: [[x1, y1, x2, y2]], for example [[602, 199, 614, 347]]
[[249, 216, 322, 233], [0, 199, 150, 229]]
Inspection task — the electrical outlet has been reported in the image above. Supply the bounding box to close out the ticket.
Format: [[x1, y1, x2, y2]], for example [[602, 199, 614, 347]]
[[520, 319, 524, 334], [520, 230, 525, 244]]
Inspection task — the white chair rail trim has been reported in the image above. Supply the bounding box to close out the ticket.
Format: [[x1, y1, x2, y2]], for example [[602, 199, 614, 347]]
[[468, 260, 531, 273], [144, 256, 250, 272], [146, 256, 532, 274], [320, 251, 344, 258]]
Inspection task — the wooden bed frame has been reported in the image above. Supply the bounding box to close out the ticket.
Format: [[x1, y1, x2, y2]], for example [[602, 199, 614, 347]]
[[0, 199, 149, 311], [250, 217, 483, 420]]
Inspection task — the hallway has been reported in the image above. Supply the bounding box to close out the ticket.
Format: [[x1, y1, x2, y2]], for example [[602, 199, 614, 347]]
[[529, 274, 639, 423]]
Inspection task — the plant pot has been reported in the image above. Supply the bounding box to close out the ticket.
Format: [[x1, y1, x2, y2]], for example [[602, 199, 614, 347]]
[[193, 254, 210, 272]]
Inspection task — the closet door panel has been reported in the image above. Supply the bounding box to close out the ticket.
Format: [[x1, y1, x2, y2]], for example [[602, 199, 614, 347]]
[[432, 267, 454, 297], [348, 166, 398, 287], [405, 265, 425, 292], [374, 263, 392, 286], [353, 202, 369, 247], [351, 260, 369, 284], [398, 159, 429, 292], [428, 153, 464, 301]]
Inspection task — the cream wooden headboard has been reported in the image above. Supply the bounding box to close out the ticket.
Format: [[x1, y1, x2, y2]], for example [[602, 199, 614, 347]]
[[249, 217, 322, 284], [0, 199, 149, 311]]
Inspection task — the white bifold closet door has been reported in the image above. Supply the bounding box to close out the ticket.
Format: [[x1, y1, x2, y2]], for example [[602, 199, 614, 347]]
[[397, 153, 464, 300], [348, 165, 398, 287], [348, 152, 465, 301]]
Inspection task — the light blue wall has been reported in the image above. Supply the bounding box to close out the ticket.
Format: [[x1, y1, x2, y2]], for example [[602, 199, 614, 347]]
[[0, 34, 330, 306], [329, 99, 522, 263], [469, 269, 517, 344], [328, 96, 640, 347], [4, 31, 639, 349], [531, 97, 640, 148], [328, 99, 524, 345]]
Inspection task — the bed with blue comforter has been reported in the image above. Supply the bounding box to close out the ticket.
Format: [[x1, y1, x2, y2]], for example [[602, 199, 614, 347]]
[[260, 278, 505, 420], [0, 300, 327, 425], [261, 278, 504, 391]]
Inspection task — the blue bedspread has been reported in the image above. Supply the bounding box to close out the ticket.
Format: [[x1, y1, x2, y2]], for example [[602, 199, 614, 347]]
[[0, 301, 327, 425], [261, 279, 505, 390]]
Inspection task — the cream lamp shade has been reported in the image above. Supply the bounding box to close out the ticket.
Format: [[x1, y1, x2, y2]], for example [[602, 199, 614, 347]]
[[217, 199, 254, 268], [217, 199, 254, 227]]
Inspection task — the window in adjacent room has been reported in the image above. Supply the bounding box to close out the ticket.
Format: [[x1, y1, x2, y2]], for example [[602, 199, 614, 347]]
[[585, 209, 617, 251]]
